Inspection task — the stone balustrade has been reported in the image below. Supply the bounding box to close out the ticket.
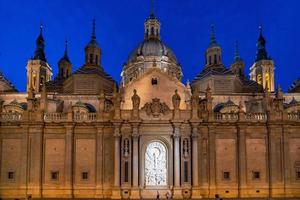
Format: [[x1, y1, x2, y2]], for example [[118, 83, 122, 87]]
[[245, 113, 267, 121], [0, 112, 22, 122], [1, 111, 299, 123], [287, 112, 300, 120], [214, 113, 238, 121], [44, 112, 67, 122], [73, 112, 97, 122]]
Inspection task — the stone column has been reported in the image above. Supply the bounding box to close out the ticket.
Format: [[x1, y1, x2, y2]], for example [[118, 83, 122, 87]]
[[65, 125, 74, 198], [130, 123, 140, 199], [173, 123, 182, 198], [191, 123, 201, 199], [112, 123, 122, 199]]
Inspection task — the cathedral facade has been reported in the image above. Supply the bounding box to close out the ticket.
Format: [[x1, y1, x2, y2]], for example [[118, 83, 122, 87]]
[[0, 10, 300, 200]]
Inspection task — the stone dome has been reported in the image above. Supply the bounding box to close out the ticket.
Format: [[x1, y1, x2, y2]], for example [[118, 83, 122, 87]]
[[121, 12, 183, 85], [126, 38, 178, 64]]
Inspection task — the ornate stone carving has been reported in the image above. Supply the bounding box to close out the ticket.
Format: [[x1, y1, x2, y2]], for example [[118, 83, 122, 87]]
[[104, 99, 113, 113], [145, 141, 167, 186], [183, 138, 189, 158], [172, 89, 181, 109], [141, 98, 170, 117], [123, 138, 130, 158]]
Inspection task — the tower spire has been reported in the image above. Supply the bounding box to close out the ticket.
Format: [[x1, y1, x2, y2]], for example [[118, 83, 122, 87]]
[[92, 18, 96, 40], [209, 24, 217, 47], [234, 41, 241, 62], [62, 40, 70, 63], [33, 23, 46, 62], [64, 40, 68, 56], [256, 25, 269, 61]]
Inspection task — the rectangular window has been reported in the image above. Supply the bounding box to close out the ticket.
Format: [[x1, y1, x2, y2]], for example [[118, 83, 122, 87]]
[[151, 78, 158, 85], [184, 161, 188, 182], [82, 172, 89, 180], [223, 171, 230, 180], [252, 171, 260, 180], [296, 170, 300, 180], [214, 54, 217, 64], [51, 171, 59, 180], [8, 171, 15, 180], [124, 161, 129, 182]]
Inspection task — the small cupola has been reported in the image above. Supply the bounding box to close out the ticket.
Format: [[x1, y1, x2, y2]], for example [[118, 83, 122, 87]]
[[144, 9, 161, 40], [85, 19, 101, 67], [58, 40, 72, 79]]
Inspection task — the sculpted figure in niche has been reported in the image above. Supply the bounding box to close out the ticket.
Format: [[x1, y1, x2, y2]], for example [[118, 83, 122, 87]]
[[172, 89, 181, 109], [131, 89, 140, 110]]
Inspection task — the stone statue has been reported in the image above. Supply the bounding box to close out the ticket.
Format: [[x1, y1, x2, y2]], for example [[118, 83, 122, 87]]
[[172, 89, 181, 109], [191, 88, 200, 108], [131, 89, 140, 110]]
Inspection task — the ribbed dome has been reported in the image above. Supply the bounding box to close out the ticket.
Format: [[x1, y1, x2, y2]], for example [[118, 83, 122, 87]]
[[127, 38, 178, 64]]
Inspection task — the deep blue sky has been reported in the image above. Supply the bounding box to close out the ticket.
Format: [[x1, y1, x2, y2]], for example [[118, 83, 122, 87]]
[[0, 0, 299, 92]]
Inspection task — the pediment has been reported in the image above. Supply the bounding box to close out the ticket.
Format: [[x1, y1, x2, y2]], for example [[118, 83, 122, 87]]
[[121, 68, 191, 110]]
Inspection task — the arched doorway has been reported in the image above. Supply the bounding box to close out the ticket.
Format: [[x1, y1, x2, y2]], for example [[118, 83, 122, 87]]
[[145, 141, 168, 186]]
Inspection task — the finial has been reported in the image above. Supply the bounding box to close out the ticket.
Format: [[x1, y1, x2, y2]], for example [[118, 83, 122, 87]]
[[40, 23, 43, 35], [92, 18, 96, 39], [259, 25, 263, 36], [148, 0, 156, 19], [64, 40, 68, 56], [234, 41, 241, 62], [150, 0, 154, 15], [210, 24, 217, 46]]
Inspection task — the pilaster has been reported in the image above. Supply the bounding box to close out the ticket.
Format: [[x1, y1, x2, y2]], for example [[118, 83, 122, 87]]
[[112, 122, 122, 199], [95, 125, 104, 198], [191, 123, 202, 199], [130, 122, 140, 199], [64, 124, 74, 198]]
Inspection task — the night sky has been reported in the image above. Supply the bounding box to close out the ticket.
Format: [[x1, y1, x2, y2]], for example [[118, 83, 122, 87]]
[[0, 0, 299, 92]]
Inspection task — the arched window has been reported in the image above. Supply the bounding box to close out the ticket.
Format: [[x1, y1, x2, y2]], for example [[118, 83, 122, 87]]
[[214, 54, 217, 64], [265, 73, 270, 90], [89, 54, 93, 64], [151, 27, 154, 35], [209, 56, 212, 65], [95, 55, 99, 65], [257, 74, 262, 85], [145, 141, 167, 186]]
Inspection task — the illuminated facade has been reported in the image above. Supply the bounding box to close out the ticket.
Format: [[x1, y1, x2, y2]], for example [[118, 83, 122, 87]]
[[0, 8, 300, 200]]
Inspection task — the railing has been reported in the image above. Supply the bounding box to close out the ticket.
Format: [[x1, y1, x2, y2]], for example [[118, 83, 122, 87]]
[[214, 113, 238, 121], [44, 112, 67, 122], [287, 112, 300, 120], [245, 113, 267, 121], [73, 113, 97, 122], [0, 113, 22, 122]]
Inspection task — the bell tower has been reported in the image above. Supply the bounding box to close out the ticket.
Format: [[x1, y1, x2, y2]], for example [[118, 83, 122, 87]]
[[26, 24, 52, 93], [250, 26, 275, 92]]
